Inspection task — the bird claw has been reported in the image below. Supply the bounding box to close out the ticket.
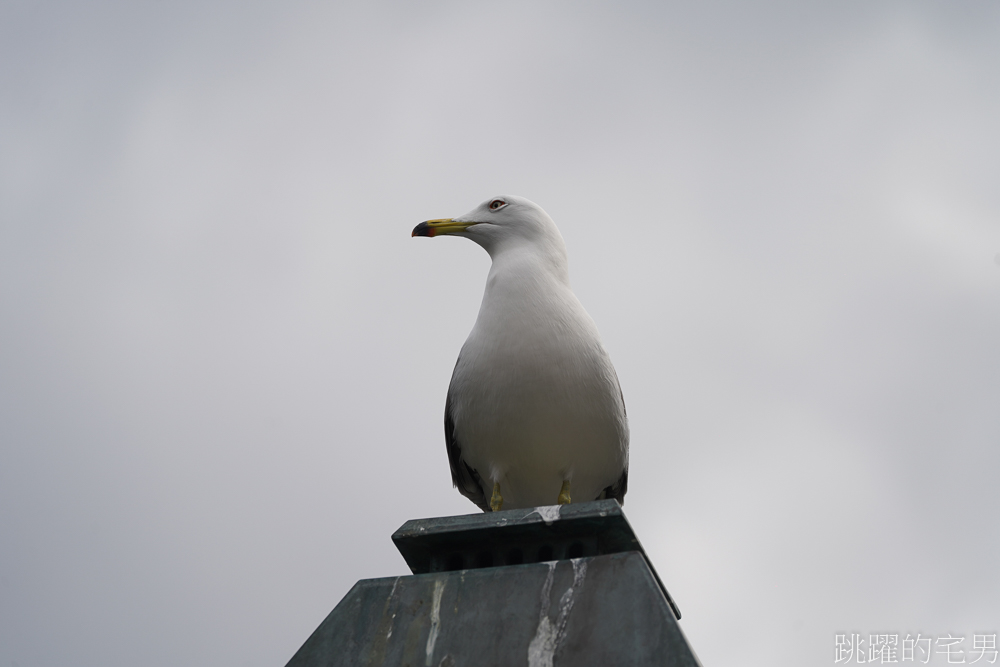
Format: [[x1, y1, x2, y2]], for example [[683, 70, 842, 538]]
[[490, 482, 503, 512], [557, 480, 571, 505]]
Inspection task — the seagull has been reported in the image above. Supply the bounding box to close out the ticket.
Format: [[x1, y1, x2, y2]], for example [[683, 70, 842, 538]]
[[412, 195, 628, 512]]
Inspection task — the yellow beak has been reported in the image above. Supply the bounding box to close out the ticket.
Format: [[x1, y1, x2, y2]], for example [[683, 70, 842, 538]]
[[411, 218, 476, 237]]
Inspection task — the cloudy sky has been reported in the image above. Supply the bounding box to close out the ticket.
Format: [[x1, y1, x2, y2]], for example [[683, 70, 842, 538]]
[[1, 2, 998, 666]]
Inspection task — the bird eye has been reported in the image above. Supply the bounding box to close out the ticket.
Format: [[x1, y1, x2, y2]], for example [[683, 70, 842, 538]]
[[489, 199, 506, 211]]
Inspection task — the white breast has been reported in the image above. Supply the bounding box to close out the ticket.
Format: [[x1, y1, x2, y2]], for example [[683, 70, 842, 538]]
[[447, 249, 628, 509]]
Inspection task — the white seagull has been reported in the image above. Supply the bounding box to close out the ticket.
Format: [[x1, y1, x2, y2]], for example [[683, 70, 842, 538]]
[[412, 195, 629, 511]]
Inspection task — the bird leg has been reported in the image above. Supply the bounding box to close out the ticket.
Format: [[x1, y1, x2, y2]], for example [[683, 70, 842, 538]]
[[557, 480, 572, 505], [490, 482, 504, 512]]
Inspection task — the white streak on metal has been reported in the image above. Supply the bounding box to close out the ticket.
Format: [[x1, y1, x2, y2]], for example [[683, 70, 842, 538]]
[[528, 562, 557, 667], [425, 579, 446, 666], [555, 559, 587, 637], [385, 577, 401, 642], [528, 559, 587, 667], [527, 505, 561, 525]]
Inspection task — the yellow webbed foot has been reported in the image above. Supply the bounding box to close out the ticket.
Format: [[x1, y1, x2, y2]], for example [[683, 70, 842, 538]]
[[557, 480, 571, 505], [490, 482, 503, 512]]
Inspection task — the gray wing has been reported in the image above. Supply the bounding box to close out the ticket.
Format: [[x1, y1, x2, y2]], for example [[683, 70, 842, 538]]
[[445, 358, 491, 512], [597, 368, 629, 505], [598, 468, 628, 505]]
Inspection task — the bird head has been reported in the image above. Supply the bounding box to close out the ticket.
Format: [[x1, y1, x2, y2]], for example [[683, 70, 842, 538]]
[[411, 195, 566, 259]]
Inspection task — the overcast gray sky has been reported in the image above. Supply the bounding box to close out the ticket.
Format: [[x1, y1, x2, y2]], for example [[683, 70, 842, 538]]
[[1, 2, 998, 666]]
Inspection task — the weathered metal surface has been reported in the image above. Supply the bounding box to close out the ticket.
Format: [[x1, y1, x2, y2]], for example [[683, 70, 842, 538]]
[[285, 551, 702, 667], [392, 499, 681, 619]]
